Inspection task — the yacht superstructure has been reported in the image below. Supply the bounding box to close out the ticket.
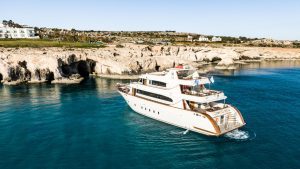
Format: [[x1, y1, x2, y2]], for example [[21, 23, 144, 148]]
[[117, 66, 245, 136]]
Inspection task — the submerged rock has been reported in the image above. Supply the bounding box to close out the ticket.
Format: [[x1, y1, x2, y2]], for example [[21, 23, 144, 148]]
[[215, 58, 236, 70]]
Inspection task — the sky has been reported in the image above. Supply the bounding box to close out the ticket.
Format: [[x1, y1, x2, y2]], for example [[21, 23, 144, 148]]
[[1, 0, 300, 40]]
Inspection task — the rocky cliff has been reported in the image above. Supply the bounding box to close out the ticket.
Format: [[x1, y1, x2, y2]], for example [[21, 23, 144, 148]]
[[1, 44, 300, 85]]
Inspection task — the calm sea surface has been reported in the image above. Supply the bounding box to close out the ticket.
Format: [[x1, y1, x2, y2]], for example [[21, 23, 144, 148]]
[[0, 66, 300, 169]]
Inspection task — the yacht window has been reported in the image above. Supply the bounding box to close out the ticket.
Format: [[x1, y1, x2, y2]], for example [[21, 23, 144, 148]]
[[149, 80, 166, 87], [136, 89, 173, 102]]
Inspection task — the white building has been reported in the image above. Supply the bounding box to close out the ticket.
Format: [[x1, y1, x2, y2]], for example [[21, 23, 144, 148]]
[[187, 35, 193, 42], [0, 23, 38, 39], [211, 36, 222, 42], [198, 36, 209, 42]]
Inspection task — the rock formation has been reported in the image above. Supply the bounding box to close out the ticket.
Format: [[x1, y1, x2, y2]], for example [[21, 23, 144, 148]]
[[0, 44, 300, 85]]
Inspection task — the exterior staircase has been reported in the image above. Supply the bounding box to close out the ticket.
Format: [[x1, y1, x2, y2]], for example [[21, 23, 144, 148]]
[[227, 112, 237, 126], [220, 112, 239, 133]]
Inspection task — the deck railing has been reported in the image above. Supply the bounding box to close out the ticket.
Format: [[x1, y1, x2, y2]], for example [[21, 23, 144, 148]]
[[182, 89, 223, 97]]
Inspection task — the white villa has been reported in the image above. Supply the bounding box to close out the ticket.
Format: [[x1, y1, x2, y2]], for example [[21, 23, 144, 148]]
[[212, 36, 222, 42], [198, 36, 209, 42], [0, 24, 38, 39], [187, 35, 193, 42]]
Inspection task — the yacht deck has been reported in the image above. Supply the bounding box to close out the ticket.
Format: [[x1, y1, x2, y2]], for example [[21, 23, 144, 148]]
[[182, 89, 222, 97]]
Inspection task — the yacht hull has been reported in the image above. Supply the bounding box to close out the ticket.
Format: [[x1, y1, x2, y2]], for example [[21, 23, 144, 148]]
[[119, 92, 244, 136]]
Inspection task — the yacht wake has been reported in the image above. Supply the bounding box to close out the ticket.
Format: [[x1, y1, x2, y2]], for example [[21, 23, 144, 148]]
[[169, 128, 256, 142], [224, 129, 251, 141]]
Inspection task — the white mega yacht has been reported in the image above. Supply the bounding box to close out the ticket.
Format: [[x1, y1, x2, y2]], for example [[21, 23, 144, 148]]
[[117, 65, 245, 136]]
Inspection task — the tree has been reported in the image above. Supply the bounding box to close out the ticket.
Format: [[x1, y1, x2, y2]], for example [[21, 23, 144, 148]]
[[34, 27, 40, 36], [2, 20, 8, 26], [8, 20, 13, 27]]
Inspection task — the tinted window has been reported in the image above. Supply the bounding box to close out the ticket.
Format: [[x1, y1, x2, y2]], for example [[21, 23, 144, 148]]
[[149, 80, 166, 87], [137, 89, 172, 102]]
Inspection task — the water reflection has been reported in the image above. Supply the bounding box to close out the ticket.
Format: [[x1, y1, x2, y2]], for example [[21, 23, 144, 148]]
[[28, 84, 61, 107], [94, 77, 130, 98], [208, 60, 300, 76], [238, 60, 300, 69]]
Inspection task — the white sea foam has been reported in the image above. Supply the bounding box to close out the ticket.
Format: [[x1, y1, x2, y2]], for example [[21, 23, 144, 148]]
[[183, 129, 189, 135], [170, 129, 189, 135], [224, 129, 250, 140]]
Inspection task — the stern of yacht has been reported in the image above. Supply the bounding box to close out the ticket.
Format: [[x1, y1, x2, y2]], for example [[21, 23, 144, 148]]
[[206, 105, 246, 135]]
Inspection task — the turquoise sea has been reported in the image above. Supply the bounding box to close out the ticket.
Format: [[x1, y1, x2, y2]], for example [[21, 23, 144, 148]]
[[0, 66, 300, 169]]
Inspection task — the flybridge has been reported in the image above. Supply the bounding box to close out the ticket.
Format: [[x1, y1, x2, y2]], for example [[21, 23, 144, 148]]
[[142, 66, 212, 87], [134, 66, 224, 104]]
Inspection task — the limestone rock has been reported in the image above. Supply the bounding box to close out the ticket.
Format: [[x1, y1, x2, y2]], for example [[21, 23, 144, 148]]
[[0, 44, 299, 84]]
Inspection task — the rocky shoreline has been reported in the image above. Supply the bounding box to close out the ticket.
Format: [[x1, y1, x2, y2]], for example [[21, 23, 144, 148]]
[[1, 44, 300, 85]]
